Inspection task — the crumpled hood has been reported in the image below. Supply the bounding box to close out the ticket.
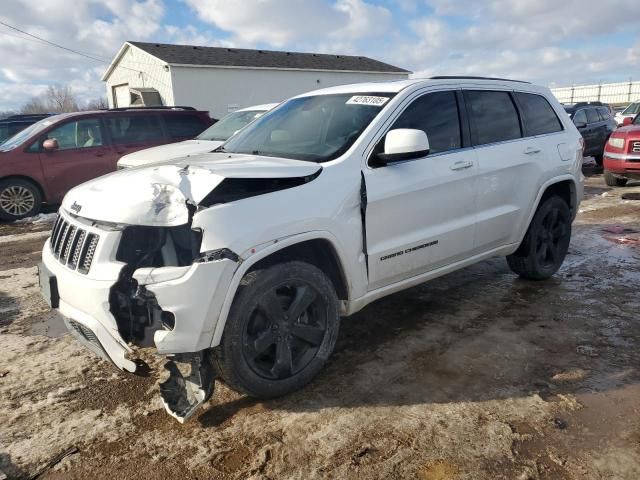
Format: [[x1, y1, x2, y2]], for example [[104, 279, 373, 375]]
[[62, 154, 322, 226], [117, 139, 223, 168]]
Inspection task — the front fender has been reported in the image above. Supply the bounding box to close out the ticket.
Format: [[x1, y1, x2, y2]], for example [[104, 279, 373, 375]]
[[209, 230, 351, 348]]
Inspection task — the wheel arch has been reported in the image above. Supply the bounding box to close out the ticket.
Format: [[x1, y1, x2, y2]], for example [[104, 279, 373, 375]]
[[0, 175, 46, 202], [210, 232, 351, 348]]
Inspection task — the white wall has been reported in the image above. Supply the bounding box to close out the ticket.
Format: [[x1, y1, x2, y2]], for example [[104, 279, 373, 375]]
[[551, 81, 640, 105], [104, 46, 174, 108], [169, 66, 409, 118]]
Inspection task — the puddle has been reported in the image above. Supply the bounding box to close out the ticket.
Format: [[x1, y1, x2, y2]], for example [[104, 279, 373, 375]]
[[27, 311, 68, 338]]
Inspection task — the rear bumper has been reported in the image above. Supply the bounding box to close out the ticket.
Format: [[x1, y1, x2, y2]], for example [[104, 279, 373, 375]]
[[603, 153, 640, 178]]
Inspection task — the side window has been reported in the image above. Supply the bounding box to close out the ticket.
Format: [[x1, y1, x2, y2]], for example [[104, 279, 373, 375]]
[[514, 92, 563, 136], [164, 114, 207, 140], [390, 90, 461, 154], [44, 119, 103, 150], [107, 114, 164, 144], [597, 107, 610, 120], [573, 109, 587, 125], [585, 108, 600, 124], [463, 90, 521, 145]]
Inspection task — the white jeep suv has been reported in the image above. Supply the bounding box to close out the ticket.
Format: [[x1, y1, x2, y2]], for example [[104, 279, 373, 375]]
[[39, 77, 584, 422]]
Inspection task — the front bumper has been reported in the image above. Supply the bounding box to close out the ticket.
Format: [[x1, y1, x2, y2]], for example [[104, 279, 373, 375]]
[[41, 243, 138, 371], [603, 152, 640, 178], [41, 224, 237, 370]]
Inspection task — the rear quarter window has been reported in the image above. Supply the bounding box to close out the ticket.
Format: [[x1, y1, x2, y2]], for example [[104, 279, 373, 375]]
[[515, 92, 563, 136], [164, 114, 208, 140]]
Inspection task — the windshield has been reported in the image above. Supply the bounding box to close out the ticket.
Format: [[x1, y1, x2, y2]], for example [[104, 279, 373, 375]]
[[0, 115, 59, 151], [622, 102, 640, 115], [197, 110, 267, 141], [221, 93, 393, 162]]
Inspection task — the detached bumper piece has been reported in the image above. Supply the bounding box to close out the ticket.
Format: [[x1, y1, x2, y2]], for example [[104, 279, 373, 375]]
[[159, 351, 215, 423]]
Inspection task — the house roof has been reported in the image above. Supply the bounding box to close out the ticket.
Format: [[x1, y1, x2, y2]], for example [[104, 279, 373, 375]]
[[127, 41, 410, 74]]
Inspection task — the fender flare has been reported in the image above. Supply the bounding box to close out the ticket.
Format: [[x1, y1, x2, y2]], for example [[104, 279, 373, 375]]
[[515, 174, 578, 246], [209, 230, 351, 347]]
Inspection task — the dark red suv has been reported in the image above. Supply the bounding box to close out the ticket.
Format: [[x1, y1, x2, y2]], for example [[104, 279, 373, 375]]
[[0, 107, 213, 221]]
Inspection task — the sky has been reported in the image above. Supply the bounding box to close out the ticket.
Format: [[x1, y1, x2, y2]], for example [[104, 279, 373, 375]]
[[1, 0, 639, 111]]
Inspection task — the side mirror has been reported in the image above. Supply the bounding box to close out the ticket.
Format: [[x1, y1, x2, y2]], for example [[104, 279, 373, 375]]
[[43, 138, 59, 151], [574, 121, 587, 129], [622, 117, 634, 126], [375, 129, 430, 165]]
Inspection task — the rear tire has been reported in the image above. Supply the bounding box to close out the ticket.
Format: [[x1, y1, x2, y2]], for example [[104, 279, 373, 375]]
[[0, 178, 42, 222], [215, 261, 340, 398], [507, 195, 571, 280], [604, 170, 628, 187]]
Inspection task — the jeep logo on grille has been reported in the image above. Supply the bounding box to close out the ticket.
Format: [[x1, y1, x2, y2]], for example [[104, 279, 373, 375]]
[[70, 201, 82, 213]]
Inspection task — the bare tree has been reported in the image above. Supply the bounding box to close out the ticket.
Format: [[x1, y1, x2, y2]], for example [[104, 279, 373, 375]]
[[18, 84, 82, 114], [20, 96, 50, 114], [85, 97, 108, 110], [45, 85, 79, 113]]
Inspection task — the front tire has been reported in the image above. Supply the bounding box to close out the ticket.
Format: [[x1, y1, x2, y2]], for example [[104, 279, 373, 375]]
[[215, 261, 340, 398], [0, 178, 42, 221], [507, 195, 571, 280], [604, 170, 628, 187]]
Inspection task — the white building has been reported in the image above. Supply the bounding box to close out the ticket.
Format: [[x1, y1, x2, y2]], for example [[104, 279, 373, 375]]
[[102, 42, 410, 118]]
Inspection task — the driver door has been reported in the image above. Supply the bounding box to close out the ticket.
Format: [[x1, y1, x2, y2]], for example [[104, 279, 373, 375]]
[[363, 90, 478, 291]]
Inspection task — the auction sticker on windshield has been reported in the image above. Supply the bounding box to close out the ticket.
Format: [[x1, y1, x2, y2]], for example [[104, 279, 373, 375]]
[[346, 96, 389, 106]]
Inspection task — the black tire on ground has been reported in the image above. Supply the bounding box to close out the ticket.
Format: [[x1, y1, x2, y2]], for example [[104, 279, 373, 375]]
[[594, 154, 603, 166], [507, 195, 571, 281], [0, 178, 42, 222], [603, 170, 628, 187], [215, 261, 340, 398]]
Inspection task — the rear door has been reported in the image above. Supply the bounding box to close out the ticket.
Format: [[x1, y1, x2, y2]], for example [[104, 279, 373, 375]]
[[37, 117, 116, 202], [105, 113, 166, 159], [464, 89, 549, 252], [363, 89, 478, 290]]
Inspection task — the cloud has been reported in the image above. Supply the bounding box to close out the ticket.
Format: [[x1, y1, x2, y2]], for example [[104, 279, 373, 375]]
[[0, 0, 639, 111]]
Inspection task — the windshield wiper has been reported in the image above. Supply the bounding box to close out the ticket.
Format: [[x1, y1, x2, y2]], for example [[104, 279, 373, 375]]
[[212, 145, 227, 153]]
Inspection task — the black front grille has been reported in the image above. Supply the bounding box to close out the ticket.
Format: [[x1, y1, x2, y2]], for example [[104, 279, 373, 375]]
[[50, 215, 99, 274]]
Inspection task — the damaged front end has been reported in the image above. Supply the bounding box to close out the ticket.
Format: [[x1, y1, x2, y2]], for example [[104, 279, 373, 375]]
[[108, 222, 219, 422], [52, 159, 322, 422]]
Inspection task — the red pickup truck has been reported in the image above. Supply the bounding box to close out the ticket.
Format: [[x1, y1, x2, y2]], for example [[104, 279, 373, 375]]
[[603, 116, 640, 186], [0, 107, 213, 221]]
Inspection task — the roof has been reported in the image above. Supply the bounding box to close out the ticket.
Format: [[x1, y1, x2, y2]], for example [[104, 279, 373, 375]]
[[295, 77, 542, 98], [125, 42, 410, 74]]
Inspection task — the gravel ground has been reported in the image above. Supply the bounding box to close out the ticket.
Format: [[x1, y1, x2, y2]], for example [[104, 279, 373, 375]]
[[0, 162, 639, 480]]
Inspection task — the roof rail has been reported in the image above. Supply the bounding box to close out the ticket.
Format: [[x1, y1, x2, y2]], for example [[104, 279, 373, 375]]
[[103, 106, 197, 112], [430, 75, 530, 84]]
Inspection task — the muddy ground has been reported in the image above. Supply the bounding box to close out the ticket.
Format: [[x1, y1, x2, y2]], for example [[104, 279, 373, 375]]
[[1, 161, 639, 480]]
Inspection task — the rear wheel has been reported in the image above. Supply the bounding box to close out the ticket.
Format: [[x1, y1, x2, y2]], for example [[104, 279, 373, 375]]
[[215, 261, 340, 398], [0, 178, 42, 221], [604, 170, 628, 187], [507, 195, 571, 280]]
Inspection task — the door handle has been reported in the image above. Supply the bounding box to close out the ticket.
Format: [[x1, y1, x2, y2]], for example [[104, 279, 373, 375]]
[[450, 160, 474, 171], [524, 147, 541, 155]]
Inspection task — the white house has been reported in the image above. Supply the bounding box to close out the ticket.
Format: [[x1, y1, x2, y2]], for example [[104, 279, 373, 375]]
[[102, 42, 411, 118]]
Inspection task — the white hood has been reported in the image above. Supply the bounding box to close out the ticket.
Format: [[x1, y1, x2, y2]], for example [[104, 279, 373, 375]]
[[62, 154, 322, 226], [117, 140, 224, 168]]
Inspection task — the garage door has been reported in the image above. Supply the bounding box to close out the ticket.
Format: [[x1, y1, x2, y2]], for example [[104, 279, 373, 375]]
[[113, 85, 130, 108]]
